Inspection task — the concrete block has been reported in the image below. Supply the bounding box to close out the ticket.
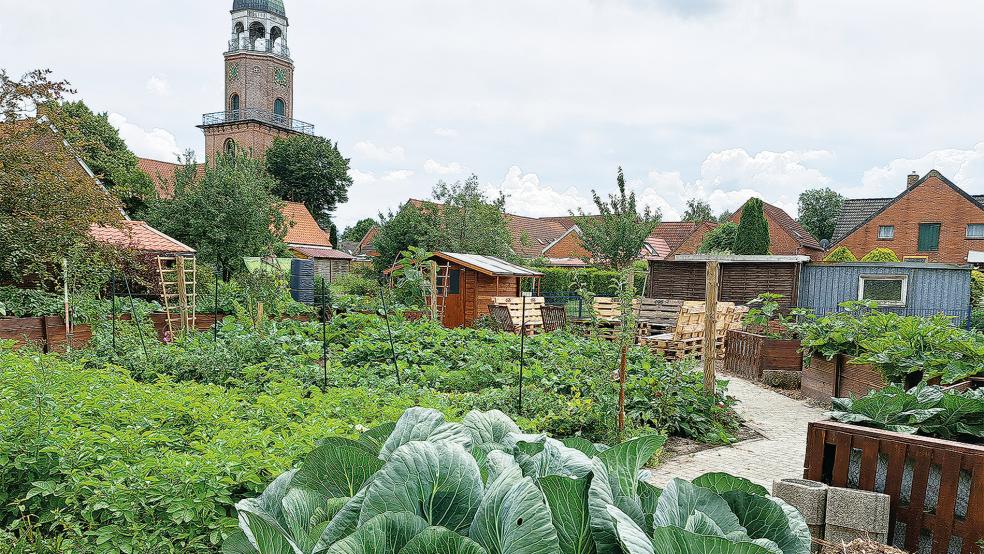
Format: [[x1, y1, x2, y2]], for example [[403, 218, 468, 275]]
[[824, 487, 891, 533], [772, 479, 828, 525], [822, 524, 887, 546]]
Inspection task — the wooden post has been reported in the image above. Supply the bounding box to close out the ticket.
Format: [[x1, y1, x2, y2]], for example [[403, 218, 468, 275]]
[[703, 261, 720, 392], [430, 261, 438, 320], [175, 256, 189, 332]]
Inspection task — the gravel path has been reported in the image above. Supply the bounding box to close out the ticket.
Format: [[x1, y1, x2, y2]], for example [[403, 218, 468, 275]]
[[650, 375, 827, 488]]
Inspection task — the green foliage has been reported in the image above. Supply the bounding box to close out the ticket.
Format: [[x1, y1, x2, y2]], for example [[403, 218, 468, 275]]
[[574, 167, 661, 271], [830, 384, 984, 443], [717, 209, 734, 223], [330, 273, 378, 298], [860, 248, 899, 262], [797, 188, 844, 242], [229, 407, 809, 554], [742, 293, 795, 340], [698, 222, 738, 254], [822, 246, 857, 262], [0, 287, 63, 317], [536, 267, 646, 296], [681, 198, 713, 223], [971, 270, 984, 306], [340, 218, 377, 243], [732, 198, 770, 255], [145, 153, 288, 277], [44, 99, 155, 213], [265, 135, 353, 228]]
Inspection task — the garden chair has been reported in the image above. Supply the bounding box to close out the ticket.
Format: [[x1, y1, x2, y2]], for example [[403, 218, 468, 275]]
[[488, 304, 518, 334], [540, 305, 567, 332]]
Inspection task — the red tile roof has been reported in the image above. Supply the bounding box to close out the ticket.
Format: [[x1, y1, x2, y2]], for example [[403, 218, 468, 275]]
[[290, 245, 354, 260], [281, 201, 333, 248], [506, 214, 570, 258], [649, 222, 700, 251], [89, 221, 195, 254], [756, 201, 823, 251], [137, 157, 204, 199]]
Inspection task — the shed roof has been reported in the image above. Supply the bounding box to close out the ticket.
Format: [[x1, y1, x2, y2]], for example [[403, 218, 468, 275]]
[[290, 245, 354, 260], [90, 221, 196, 254], [434, 252, 543, 277]]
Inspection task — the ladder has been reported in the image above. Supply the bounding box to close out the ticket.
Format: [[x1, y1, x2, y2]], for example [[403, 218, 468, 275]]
[[156, 255, 197, 337], [432, 263, 453, 322]]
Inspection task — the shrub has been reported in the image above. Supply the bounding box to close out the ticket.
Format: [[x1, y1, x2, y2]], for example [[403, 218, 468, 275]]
[[972, 270, 984, 306], [860, 248, 900, 262], [733, 198, 771, 255], [536, 267, 646, 296], [823, 246, 857, 262], [698, 222, 738, 254], [329, 272, 377, 297], [229, 407, 811, 554]]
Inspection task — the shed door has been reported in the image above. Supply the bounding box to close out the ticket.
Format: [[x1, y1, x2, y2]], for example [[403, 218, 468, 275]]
[[442, 269, 464, 328]]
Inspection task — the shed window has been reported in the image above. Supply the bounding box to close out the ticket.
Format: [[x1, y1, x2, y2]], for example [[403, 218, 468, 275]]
[[877, 225, 894, 240], [917, 223, 940, 252], [967, 224, 984, 239], [448, 269, 460, 294], [858, 275, 907, 307]]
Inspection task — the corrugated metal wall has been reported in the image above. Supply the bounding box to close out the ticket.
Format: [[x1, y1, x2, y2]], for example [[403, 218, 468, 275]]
[[798, 263, 971, 317]]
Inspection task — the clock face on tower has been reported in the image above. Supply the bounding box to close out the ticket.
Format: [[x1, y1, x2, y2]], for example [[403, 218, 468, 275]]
[[274, 67, 289, 87], [228, 63, 240, 81]]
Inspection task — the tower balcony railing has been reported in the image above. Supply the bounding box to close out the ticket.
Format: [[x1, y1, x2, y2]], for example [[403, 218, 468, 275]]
[[201, 109, 315, 135], [227, 37, 291, 60]]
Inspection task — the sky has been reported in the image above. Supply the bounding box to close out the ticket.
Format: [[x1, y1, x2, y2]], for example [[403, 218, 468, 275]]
[[6, 0, 984, 230]]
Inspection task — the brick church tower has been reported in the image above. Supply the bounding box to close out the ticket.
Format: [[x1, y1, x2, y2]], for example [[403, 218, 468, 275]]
[[199, 0, 314, 160]]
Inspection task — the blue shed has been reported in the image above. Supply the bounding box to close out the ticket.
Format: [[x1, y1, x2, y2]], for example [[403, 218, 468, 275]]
[[798, 262, 972, 321]]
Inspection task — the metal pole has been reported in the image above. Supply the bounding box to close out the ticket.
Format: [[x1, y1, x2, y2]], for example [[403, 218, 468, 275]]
[[322, 279, 328, 390], [123, 272, 149, 364], [379, 282, 402, 386], [519, 294, 527, 415], [213, 262, 220, 344], [62, 258, 72, 352], [111, 270, 117, 356]]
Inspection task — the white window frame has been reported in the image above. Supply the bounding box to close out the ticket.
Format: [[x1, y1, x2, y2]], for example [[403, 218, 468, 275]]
[[967, 224, 984, 239], [858, 275, 908, 307], [877, 225, 895, 240]]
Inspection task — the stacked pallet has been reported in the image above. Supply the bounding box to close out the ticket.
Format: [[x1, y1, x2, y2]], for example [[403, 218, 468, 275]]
[[635, 298, 685, 338], [581, 297, 640, 341], [491, 296, 546, 330], [638, 302, 745, 361]]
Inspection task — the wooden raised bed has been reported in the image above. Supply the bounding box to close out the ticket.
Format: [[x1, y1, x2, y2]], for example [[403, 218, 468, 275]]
[[801, 354, 887, 402], [804, 420, 984, 554], [723, 330, 801, 386], [0, 316, 92, 352]]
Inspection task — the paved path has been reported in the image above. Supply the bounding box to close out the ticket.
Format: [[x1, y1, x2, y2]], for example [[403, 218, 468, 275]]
[[650, 376, 827, 488]]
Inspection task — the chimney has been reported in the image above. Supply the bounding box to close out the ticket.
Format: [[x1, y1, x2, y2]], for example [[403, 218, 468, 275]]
[[907, 172, 920, 189]]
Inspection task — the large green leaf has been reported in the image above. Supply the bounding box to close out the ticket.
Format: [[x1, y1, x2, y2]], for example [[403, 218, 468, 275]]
[[538, 475, 594, 554], [638, 482, 662, 515], [282, 488, 334, 554], [650, 479, 744, 539], [720, 492, 811, 554], [596, 435, 666, 503], [314, 486, 369, 551], [400, 527, 488, 554], [292, 442, 384, 498], [607, 505, 654, 554], [586, 459, 621, 554], [378, 407, 472, 462], [469, 464, 562, 554], [240, 510, 301, 554], [524, 438, 593, 479], [463, 410, 521, 449], [361, 441, 483, 532], [691, 474, 768, 497], [359, 422, 397, 455], [651, 526, 777, 554], [223, 530, 260, 554], [325, 512, 428, 554], [589, 434, 666, 545]]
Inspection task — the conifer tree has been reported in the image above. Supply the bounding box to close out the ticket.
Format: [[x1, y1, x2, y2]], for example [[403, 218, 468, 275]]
[[732, 198, 770, 255]]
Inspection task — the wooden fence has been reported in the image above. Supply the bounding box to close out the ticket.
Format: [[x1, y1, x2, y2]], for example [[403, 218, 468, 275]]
[[723, 330, 802, 381], [804, 420, 984, 554], [0, 316, 91, 353], [801, 354, 887, 402]]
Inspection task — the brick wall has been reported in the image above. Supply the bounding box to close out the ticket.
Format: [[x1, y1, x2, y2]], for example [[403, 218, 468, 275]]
[[203, 121, 291, 160], [543, 230, 591, 259], [225, 52, 294, 119], [835, 175, 984, 263]]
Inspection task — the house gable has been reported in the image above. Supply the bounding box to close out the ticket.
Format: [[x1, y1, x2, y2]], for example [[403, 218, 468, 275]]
[[541, 226, 589, 259]]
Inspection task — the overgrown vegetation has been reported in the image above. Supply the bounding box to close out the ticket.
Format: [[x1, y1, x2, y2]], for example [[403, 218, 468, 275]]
[[697, 221, 738, 254], [823, 246, 857, 262]]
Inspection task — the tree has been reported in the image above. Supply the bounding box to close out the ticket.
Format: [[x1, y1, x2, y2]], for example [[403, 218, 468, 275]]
[[798, 187, 845, 242], [43, 100, 155, 213], [861, 248, 899, 262], [823, 246, 857, 262], [0, 69, 123, 287], [145, 152, 286, 278], [732, 198, 770, 255], [682, 198, 713, 223], [698, 222, 738, 254], [341, 218, 377, 242], [372, 203, 436, 274], [717, 210, 733, 223], [575, 167, 661, 270], [265, 134, 353, 228]]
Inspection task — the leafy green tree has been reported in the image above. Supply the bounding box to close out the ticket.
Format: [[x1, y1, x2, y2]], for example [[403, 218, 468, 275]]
[[373, 203, 437, 274], [265, 134, 353, 228], [823, 246, 857, 262], [732, 198, 770, 255], [341, 218, 377, 242], [145, 153, 286, 278], [698, 222, 738, 253], [574, 167, 661, 270], [43, 100, 155, 213], [682, 198, 714, 223], [1, 69, 123, 287], [861, 248, 899, 262], [797, 187, 845, 242], [717, 209, 734, 223]]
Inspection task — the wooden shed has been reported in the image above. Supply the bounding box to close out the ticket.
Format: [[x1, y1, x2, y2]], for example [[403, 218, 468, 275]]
[[427, 252, 543, 328], [646, 255, 810, 309]]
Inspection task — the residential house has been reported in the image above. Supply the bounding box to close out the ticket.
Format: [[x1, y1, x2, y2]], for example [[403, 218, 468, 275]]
[[832, 170, 984, 264]]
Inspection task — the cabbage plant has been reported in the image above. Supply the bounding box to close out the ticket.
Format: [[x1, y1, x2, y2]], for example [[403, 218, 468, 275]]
[[224, 407, 810, 554]]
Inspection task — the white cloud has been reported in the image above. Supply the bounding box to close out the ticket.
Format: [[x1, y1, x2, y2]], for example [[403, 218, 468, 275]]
[[860, 143, 984, 197], [485, 166, 590, 217], [352, 141, 406, 163], [145, 76, 170, 96], [434, 128, 459, 137], [107, 113, 181, 162], [384, 169, 415, 181], [424, 159, 463, 175]]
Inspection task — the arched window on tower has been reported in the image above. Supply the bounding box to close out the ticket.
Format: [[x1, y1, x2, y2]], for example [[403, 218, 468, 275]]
[[270, 26, 283, 45], [234, 22, 245, 35], [224, 138, 237, 157], [274, 98, 286, 124], [248, 22, 266, 48], [230, 94, 240, 119]]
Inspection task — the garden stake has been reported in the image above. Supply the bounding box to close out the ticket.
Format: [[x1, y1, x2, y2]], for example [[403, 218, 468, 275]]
[[321, 279, 328, 391], [518, 294, 527, 415], [213, 262, 220, 345], [122, 272, 150, 364], [618, 343, 627, 435], [379, 282, 402, 386], [111, 270, 117, 357]]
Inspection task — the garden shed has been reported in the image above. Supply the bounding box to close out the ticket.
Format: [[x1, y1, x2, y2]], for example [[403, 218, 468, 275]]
[[798, 262, 972, 320], [425, 252, 543, 328], [646, 255, 810, 309]]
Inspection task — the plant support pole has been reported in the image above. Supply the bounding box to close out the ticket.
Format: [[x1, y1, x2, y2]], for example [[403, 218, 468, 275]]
[[703, 260, 720, 393], [518, 294, 527, 415], [111, 270, 117, 356], [379, 282, 402, 386], [63, 258, 72, 352], [322, 279, 328, 390]]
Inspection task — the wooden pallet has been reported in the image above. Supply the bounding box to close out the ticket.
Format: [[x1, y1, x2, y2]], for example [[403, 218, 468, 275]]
[[492, 296, 546, 327], [592, 297, 640, 320]]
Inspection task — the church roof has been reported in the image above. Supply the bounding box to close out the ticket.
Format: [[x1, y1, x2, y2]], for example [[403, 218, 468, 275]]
[[232, 0, 286, 18]]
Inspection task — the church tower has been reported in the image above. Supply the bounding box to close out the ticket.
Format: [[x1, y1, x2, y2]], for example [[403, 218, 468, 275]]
[[199, 0, 314, 160]]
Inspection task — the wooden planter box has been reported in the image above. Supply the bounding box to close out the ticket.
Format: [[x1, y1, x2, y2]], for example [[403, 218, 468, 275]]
[[0, 316, 92, 352], [724, 330, 802, 387], [804, 420, 984, 554], [802, 354, 887, 402]]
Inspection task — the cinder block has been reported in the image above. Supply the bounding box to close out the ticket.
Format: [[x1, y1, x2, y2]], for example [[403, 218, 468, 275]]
[[823, 524, 887, 546], [824, 487, 890, 534], [773, 479, 828, 525]]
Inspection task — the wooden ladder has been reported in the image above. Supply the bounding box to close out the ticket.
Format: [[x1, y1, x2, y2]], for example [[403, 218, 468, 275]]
[[433, 263, 453, 322], [156, 255, 197, 337]]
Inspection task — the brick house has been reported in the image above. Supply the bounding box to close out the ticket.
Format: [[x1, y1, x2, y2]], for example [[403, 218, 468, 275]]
[[832, 170, 984, 264]]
